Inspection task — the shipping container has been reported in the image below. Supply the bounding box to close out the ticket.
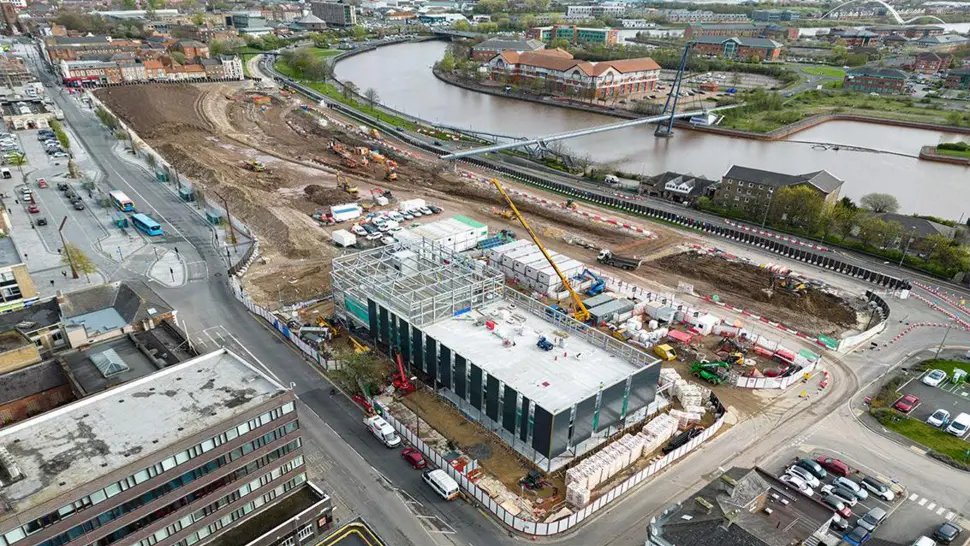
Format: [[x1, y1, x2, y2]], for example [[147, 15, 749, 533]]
[[398, 198, 427, 212], [332, 229, 357, 247], [583, 293, 615, 308], [589, 299, 636, 323], [330, 203, 362, 222]]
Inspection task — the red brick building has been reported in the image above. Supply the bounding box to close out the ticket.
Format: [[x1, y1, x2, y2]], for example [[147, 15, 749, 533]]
[[842, 67, 907, 94], [911, 52, 952, 74]]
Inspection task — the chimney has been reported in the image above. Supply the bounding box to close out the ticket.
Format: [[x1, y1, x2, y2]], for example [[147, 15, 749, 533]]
[[694, 497, 713, 514], [720, 474, 738, 496]]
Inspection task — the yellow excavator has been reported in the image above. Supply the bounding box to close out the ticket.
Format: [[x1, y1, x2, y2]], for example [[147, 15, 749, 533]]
[[336, 173, 358, 196], [773, 274, 807, 296], [488, 178, 590, 323], [245, 159, 265, 172]]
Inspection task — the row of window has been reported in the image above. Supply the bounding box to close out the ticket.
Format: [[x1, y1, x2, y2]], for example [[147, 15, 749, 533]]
[[275, 524, 314, 546], [169, 474, 308, 546], [126, 457, 305, 546], [1, 402, 296, 546], [34, 425, 301, 546]]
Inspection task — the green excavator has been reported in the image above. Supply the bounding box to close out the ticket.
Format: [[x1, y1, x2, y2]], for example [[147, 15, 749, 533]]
[[691, 361, 731, 385]]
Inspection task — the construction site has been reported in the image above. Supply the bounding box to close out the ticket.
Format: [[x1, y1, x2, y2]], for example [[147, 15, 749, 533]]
[[94, 79, 871, 520]]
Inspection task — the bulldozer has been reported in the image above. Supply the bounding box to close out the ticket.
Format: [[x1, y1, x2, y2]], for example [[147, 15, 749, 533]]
[[691, 361, 731, 385], [245, 159, 265, 172], [773, 274, 807, 296]]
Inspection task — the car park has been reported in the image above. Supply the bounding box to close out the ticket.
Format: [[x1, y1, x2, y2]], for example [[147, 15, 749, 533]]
[[815, 457, 851, 477], [783, 465, 820, 488], [860, 477, 895, 501], [794, 458, 827, 480], [894, 394, 920, 413], [401, 447, 426, 469], [821, 494, 852, 518], [843, 525, 870, 546], [923, 369, 948, 387], [927, 409, 951, 428], [779, 474, 813, 496], [946, 412, 970, 436], [934, 522, 962, 544], [834, 477, 868, 500], [857, 507, 887, 532]]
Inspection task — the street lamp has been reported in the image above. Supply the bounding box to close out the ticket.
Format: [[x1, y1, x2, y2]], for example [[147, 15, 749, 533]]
[[898, 230, 915, 268], [935, 322, 954, 360], [761, 189, 775, 228]]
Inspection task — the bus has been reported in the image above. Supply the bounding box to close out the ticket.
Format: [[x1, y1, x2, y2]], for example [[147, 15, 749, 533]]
[[108, 190, 134, 212], [131, 213, 163, 236]]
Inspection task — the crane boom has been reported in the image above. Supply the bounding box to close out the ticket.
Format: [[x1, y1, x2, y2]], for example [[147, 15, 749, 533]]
[[488, 179, 590, 322]]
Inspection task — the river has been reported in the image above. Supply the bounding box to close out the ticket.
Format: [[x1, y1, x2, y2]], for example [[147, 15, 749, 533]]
[[335, 40, 970, 218]]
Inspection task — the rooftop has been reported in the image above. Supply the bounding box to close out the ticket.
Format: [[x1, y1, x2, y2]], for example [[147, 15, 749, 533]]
[[423, 298, 645, 413], [723, 165, 844, 194], [0, 349, 287, 521], [846, 66, 907, 79], [473, 37, 546, 51], [0, 330, 30, 353], [921, 34, 968, 43], [876, 212, 956, 239], [61, 337, 163, 396], [0, 360, 70, 407], [693, 36, 782, 48], [59, 280, 173, 332], [0, 298, 60, 334], [210, 484, 331, 546], [0, 237, 22, 268], [496, 49, 661, 75]]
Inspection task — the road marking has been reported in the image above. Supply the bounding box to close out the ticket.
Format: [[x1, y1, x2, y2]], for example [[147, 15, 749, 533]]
[[910, 493, 919, 501], [919, 498, 928, 506], [224, 330, 284, 385], [947, 511, 956, 520], [205, 330, 220, 347], [937, 507, 946, 515], [928, 502, 937, 510]]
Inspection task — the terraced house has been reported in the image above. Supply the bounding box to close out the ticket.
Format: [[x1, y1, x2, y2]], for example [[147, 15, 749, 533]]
[[487, 49, 660, 100]]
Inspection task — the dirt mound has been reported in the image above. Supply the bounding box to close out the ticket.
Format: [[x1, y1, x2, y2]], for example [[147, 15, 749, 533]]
[[650, 252, 857, 334], [304, 185, 349, 207], [95, 85, 209, 137]]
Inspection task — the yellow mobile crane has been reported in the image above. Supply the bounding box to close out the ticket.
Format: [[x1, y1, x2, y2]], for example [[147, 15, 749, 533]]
[[488, 178, 590, 323]]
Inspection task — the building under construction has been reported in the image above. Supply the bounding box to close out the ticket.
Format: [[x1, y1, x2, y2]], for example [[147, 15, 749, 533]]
[[331, 240, 661, 472]]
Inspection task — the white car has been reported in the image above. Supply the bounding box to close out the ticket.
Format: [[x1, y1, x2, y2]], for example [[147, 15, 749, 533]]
[[834, 477, 868, 500], [861, 477, 895, 502], [389, 212, 404, 222], [389, 226, 402, 232], [366, 232, 383, 241], [927, 408, 951, 427], [779, 474, 814, 497], [922, 369, 947, 387], [350, 225, 367, 236], [783, 465, 819, 488], [380, 236, 395, 245], [821, 484, 858, 506]]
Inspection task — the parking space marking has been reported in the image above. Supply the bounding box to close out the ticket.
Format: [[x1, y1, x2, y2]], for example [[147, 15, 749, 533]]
[[919, 498, 928, 506], [937, 507, 946, 515], [947, 512, 956, 520], [927, 502, 937, 510]]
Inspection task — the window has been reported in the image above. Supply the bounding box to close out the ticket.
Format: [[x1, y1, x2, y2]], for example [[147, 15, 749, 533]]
[[280, 537, 295, 546], [297, 524, 314, 541]]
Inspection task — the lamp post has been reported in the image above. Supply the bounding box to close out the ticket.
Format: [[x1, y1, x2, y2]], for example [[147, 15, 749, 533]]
[[935, 322, 954, 360], [761, 189, 775, 228], [898, 231, 915, 269]]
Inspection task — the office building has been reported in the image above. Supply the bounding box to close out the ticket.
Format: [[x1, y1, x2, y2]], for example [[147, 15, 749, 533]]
[[310, 1, 358, 27], [0, 237, 36, 313], [0, 349, 332, 546], [331, 241, 661, 472], [526, 25, 619, 45]]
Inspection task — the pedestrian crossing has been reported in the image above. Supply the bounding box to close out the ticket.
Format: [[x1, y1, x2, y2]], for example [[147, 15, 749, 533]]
[[909, 493, 957, 520]]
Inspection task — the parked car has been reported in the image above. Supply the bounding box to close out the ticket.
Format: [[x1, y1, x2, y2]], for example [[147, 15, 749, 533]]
[[380, 236, 395, 245], [830, 515, 851, 532], [366, 232, 382, 241], [401, 447, 427, 469], [893, 394, 920, 413], [52, 152, 68, 158], [351, 225, 367, 236], [834, 477, 868, 500], [928, 409, 951, 428], [821, 484, 859, 506], [861, 477, 895, 502], [418, 206, 433, 216], [843, 526, 871, 546], [794, 458, 827, 480], [27, 204, 39, 213], [57, 182, 69, 191], [923, 369, 948, 387], [946, 412, 970, 437], [36, 217, 47, 226], [783, 465, 819, 488], [821, 494, 852, 518], [857, 507, 887, 532], [779, 474, 814, 497], [934, 522, 962, 544], [36, 177, 47, 188], [661, 426, 704, 454], [73, 202, 84, 210], [814, 456, 851, 477]]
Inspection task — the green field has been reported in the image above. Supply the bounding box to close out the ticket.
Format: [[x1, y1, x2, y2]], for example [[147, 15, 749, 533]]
[[885, 415, 970, 462], [311, 48, 341, 58], [918, 359, 970, 377], [800, 66, 846, 79], [936, 147, 970, 158]]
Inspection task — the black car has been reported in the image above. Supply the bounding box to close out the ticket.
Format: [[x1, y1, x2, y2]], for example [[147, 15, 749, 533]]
[[935, 522, 962, 544], [56, 182, 68, 191], [36, 217, 47, 226], [73, 202, 84, 210], [662, 426, 704, 454]]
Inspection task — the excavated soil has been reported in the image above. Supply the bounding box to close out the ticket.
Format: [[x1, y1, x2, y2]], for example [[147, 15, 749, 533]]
[[646, 252, 859, 335]]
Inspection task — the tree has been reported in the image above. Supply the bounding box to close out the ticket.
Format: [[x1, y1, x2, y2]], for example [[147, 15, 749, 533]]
[[6, 152, 27, 185], [769, 186, 824, 228], [860, 192, 900, 213], [190, 11, 205, 26], [61, 243, 97, 281], [856, 214, 887, 247], [550, 37, 570, 50], [438, 50, 456, 72], [122, 0, 136, 9], [923, 233, 970, 274], [880, 220, 903, 248], [831, 201, 858, 239], [350, 25, 367, 41], [342, 80, 358, 99], [67, 158, 81, 179], [364, 87, 379, 106], [170, 51, 185, 64], [49, 119, 70, 150], [330, 349, 389, 396], [474, 0, 508, 13], [453, 19, 471, 31], [309, 32, 330, 49]]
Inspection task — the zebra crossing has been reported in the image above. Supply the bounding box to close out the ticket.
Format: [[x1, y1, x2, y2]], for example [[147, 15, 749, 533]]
[[909, 493, 957, 521]]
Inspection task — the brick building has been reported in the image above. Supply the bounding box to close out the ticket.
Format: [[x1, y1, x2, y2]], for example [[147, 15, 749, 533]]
[[685, 22, 798, 41], [526, 25, 619, 45], [173, 39, 209, 59], [0, 237, 36, 313], [716, 165, 844, 215], [843, 67, 907, 94], [911, 51, 951, 74], [945, 66, 970, 89], [487, 49, 660, 100], [692, 36, 783, 61]]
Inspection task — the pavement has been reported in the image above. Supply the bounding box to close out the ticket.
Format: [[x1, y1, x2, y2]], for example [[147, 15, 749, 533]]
[[13, 41, 970, 546]]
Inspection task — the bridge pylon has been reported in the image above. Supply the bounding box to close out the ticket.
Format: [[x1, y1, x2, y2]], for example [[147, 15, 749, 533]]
[[655, 42, 693, 138]]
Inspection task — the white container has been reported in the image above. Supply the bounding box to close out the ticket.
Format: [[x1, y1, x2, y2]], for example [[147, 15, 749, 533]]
[[398, 198, 426, 212], [331, 229, 356, 247], [330, 203, 362, 222]]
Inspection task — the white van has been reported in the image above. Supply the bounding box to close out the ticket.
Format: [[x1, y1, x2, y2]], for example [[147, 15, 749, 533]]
[[945, 412, 970, 437], [423, 469, 459, 500], [364, 415, 401, 447]]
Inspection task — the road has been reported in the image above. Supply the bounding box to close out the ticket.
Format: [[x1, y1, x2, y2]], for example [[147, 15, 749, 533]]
[[18, 41, 970, 546]]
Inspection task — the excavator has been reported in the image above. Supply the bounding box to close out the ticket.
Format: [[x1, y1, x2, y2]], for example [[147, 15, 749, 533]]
[[488, 178, 590, 323], [577, 269, 606, 296], [384, 164, 398, 181], [244, 159, 265, 172], [336, 173, 358, 196], [564, 199, 578, 211], [691, 361, 731, 385], [317, 316, 341, 339], [773, 274, 807, 296], [348, 336, 369, 354], [328, 140, 360, 168]]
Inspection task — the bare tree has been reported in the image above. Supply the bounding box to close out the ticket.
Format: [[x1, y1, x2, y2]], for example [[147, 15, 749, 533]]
[[363, 87, 380, 106]]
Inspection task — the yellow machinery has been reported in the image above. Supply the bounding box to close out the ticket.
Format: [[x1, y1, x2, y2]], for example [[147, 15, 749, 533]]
[[349, 336, 370, 354], [488, 178, 590, 323], [384, 165, 398, 181], [564, 199, 578, 211], [336, 173, 358, 196], [245, 159, 265, 172], [654, 344, 677, 361], [317, 317, 341, 339], [774, 274, 807, 296]]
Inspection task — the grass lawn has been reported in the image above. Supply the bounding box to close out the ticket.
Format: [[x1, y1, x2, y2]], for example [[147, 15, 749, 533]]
[[885, 415, 970, 461], [801, 66, 846, 79], [936, 147, 970, 158], [918, 359, 970, 377], [312, 48, 341, 58]]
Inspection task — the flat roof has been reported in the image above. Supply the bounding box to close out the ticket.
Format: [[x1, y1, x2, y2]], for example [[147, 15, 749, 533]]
[[423, 298, 641, 413], [0, 349, 287, 522], [0, 237, 22, 268], [210, 485, 330, 546], [61, 337, 161, 396]]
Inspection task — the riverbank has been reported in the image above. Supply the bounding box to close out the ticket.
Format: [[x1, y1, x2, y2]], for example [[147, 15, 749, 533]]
[[432, 67, 643, 120], [920, 145, 970, 166]]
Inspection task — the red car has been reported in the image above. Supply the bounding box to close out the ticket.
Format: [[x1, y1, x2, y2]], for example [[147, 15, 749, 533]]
[[402, 447, 426, 469], [814, 456, 850, 477], [894, 394, 920, 414], [27, 204, 39, 213], [36, 178, 47, 188]]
